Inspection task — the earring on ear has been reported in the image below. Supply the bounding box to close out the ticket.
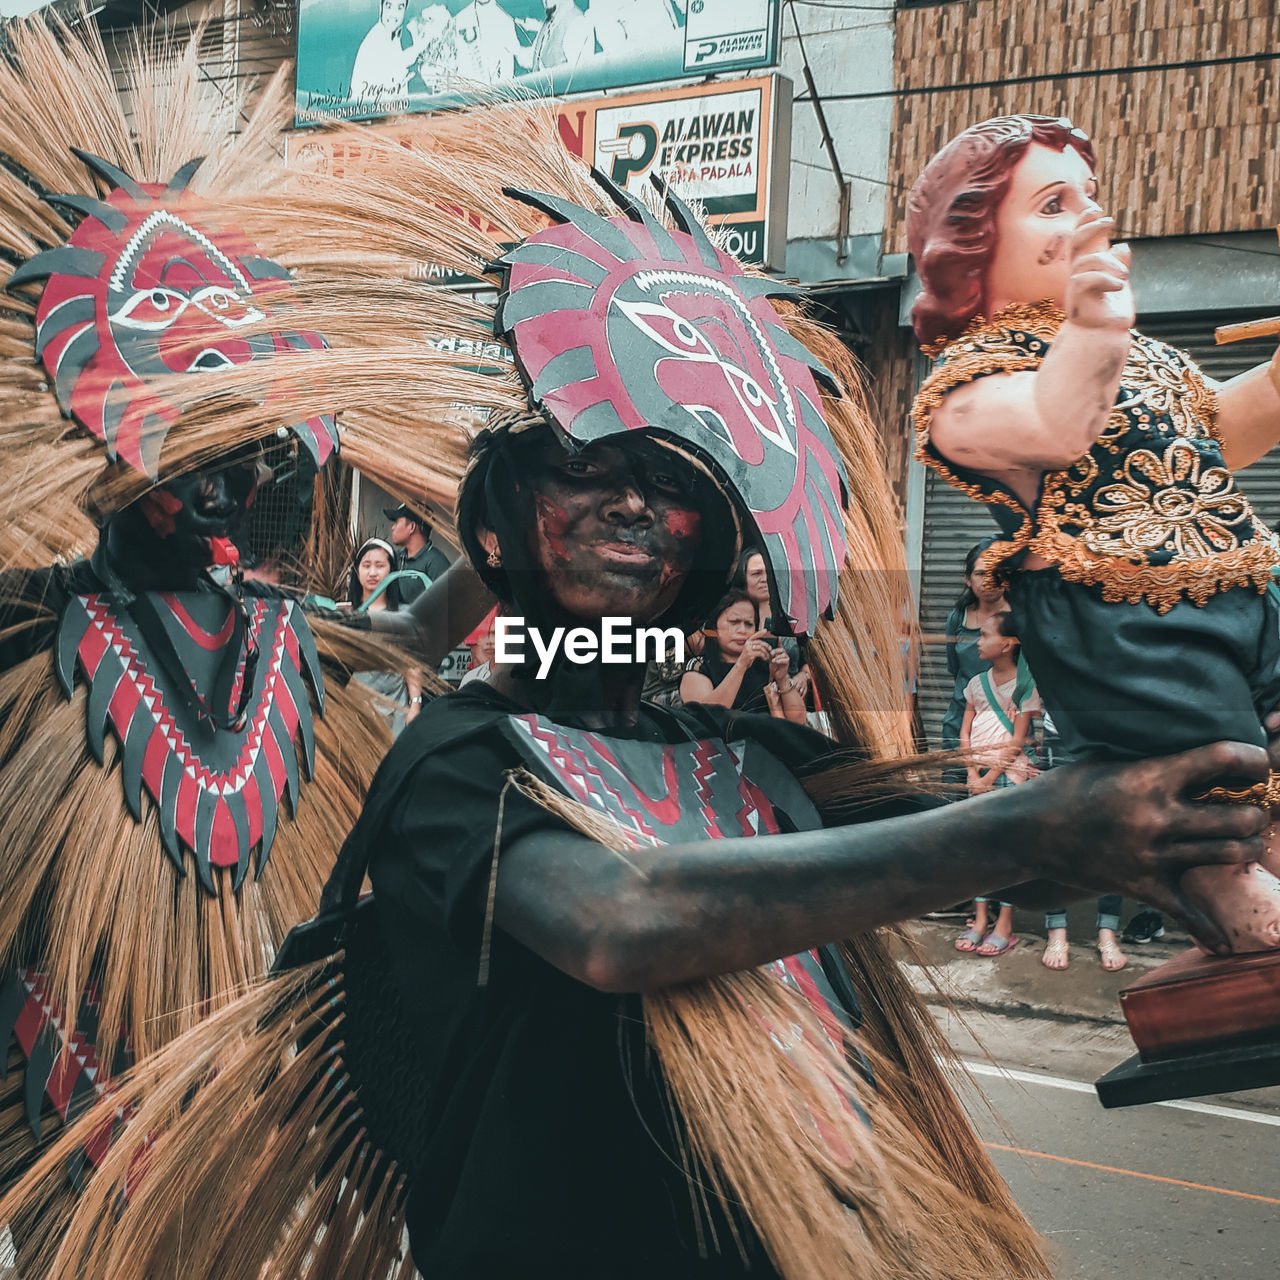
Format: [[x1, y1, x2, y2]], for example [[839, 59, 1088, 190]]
[[487, 548, 502, 568]]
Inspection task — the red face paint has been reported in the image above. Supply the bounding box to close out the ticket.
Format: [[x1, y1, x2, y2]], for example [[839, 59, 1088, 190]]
[[655, 507, 703, 589], [662, 509, 701, 541], [534, 494, 573, 562], [139, 488, 185, 538]]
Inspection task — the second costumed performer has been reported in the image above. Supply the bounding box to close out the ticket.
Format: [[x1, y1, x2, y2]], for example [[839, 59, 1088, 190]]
[[909, 114, 1280, 954], [0, 18, 473, 1256], [2, 107, 1270, 1280]]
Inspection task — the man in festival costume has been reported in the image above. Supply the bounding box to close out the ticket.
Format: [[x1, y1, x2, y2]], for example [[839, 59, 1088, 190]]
[[1, 105, 1269, 1280], [0, 16, 490, 1249], [908, 115, 1280, 954]]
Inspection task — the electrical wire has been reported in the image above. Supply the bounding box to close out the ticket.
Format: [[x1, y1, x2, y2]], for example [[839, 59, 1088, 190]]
[[796, 49, 1280, 103]]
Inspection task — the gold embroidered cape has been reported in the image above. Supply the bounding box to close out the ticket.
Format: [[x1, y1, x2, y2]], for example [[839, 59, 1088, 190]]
[[913, 303, 1278, 613]]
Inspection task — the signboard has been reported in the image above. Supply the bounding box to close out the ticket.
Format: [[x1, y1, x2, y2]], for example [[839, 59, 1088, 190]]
[[557, 75, 791, 269], [294, 0, 782, 126]]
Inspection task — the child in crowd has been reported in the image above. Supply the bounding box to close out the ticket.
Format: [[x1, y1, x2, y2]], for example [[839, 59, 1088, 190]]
[[458, 606, 499, 687], [955, 612, 1042, 957], [941, 539, 1008, 758]]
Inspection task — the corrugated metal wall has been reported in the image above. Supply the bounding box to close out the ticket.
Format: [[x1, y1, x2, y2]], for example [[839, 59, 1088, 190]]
[[915, 309, 1280, 747]]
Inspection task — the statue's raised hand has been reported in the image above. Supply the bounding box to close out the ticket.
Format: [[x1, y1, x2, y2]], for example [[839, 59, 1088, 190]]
[[1064, 208, 1133, 331]]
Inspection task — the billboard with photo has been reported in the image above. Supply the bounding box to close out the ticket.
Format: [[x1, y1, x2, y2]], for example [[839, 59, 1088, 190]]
[[294, 0, 781, 125]]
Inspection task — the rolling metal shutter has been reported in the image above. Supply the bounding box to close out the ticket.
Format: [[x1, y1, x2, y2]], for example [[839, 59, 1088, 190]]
[[914, 308, 1279, 749]]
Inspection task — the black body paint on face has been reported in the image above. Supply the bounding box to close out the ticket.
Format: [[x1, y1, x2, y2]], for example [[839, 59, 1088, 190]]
[[524, 436, 705, 629], [105, 451, 264, 589]]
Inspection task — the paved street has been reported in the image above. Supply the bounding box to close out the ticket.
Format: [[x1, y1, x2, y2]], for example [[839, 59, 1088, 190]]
[[908, 918, 1280, 1280], [973, 1063, 1279, 1280]]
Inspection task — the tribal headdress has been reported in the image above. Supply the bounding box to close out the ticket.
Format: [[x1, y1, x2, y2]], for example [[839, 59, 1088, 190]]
[[10, 151, 336, 480], [492, 173, 849, 636], [0, 20, 387, 574]]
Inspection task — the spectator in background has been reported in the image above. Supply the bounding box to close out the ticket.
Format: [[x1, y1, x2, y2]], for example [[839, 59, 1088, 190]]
[[734, 546, 814, 712], [458, 606, 499, 688], [680, 590, 806, 723], [344, 537, 403, 613], [1037, 710, 1131, 972], [342, 537, 423, 734], [734, 548, 799, 672], [941, 539, 1008, 759], [954, 611, 1041, 958], [386, 502, 450, 603], [1042, 899, 1128, 973]]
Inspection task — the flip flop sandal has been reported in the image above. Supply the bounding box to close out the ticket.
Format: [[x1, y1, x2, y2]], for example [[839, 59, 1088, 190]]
[[1041, 938, 1070, 970], [977, 932, 1019, 957], [954, 927, 985, 953], [1096, 939, 1129, 972]]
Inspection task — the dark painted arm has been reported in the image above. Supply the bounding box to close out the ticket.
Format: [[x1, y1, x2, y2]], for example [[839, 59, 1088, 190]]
[[494, 742, 1269, 992], [365, 559, 496, 668]]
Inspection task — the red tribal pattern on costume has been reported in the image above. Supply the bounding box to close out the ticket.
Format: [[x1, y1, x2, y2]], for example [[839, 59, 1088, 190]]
[[494, 176, 849, 636], [502, 713, 866, 1048], [9, 152, 338, 478], [506, 712, 784, 845], [55, 590, 323, 890], [0, 968, 133, 1189]]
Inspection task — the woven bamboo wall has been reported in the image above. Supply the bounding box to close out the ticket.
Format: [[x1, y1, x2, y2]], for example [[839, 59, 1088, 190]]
[[887, 0, 1280, 253]]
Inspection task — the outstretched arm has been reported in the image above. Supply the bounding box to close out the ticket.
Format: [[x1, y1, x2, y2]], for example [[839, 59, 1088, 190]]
[[495, 742, 1268, 992], [927, 211, 1133, 483], [364, 558, 495, 668], [1213, 354, 1280, 470]]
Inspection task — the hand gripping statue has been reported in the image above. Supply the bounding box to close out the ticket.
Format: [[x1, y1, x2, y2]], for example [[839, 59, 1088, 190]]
[[1, 98, 1272, 1280], [0, 17, 453, 1240], [908, 115, 1280, 954]]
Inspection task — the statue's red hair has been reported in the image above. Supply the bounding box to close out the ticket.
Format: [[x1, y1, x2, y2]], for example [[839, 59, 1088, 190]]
[[906, 115, 1095, 349]]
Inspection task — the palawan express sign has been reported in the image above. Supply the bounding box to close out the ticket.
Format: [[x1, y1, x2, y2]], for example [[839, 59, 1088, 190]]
[[556, 75, 791, 270]]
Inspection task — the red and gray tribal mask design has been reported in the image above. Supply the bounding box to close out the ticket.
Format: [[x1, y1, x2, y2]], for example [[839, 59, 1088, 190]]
[[9, 151, 337, 479], [494, 173, 849, 636]]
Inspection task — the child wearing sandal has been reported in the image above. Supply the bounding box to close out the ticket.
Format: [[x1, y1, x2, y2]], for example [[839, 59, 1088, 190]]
[[954, 612, 1042, 957]]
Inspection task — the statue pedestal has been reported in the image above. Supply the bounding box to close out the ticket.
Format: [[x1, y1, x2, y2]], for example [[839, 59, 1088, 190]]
[[1095, 947, 1280, 1107]]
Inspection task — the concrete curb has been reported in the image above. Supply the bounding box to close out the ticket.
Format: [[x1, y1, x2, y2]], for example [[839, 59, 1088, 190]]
[[897, 916, 1192, 1028]]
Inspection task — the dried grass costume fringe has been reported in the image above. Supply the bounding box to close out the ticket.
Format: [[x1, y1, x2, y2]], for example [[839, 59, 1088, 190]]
[[0, 54, 1048, 1280], [0, 15, 444, 1255]]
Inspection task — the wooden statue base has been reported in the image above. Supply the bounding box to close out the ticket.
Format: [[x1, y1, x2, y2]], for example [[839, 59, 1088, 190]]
[[1095, 946, 1280, 1108]]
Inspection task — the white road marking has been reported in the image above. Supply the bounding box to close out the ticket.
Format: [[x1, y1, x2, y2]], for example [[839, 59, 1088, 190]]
[[960, 1060, 1280, 1128]]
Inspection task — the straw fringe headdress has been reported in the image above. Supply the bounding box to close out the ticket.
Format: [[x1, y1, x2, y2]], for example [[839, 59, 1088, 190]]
[[0, 20, 1047, 1280]]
